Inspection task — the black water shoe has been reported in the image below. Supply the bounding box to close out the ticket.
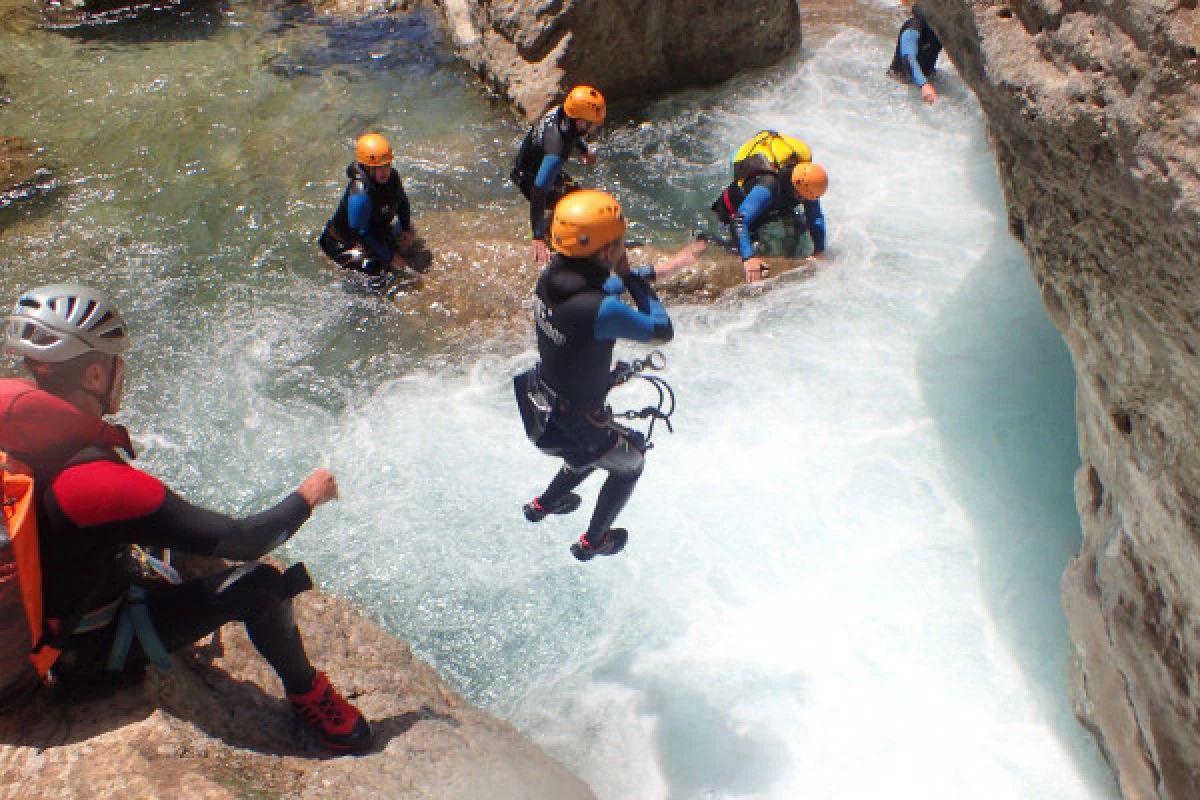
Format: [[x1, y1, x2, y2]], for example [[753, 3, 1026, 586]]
[[524, 492, 582, 522], [570, 528, 628, 562]]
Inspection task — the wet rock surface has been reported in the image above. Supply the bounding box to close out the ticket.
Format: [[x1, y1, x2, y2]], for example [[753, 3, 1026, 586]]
[[0, 561, 595, 800], [434, 0, 802, 120], [921, 2, 1200, 798]]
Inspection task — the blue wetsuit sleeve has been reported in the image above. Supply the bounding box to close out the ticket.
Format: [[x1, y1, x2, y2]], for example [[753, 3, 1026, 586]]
[[530, 154, 566, 237], [803, 198, 826, 254], [900, 29, 928, 86], [734, 185, 774, 260], [534, 154, 565, 192], [603, 274, 625, 294], [593, 275, 673, 343], [347, 192, 393, 262]]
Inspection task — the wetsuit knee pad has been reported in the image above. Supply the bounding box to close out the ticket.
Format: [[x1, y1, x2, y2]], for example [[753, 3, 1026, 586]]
[[595, 434, 645, 481]]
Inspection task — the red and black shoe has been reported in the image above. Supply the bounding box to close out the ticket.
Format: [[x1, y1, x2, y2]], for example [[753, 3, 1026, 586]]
[[287, 672, 374, 754], [523, 492, 582, 522], [570, 528, 629, 562]]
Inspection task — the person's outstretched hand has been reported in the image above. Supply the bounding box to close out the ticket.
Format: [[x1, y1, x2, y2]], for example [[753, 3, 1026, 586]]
[[533, 238, 552, 264], [653, 239, 708, 281], [921, 83, 938, 105], [297, 468, 339, 509]]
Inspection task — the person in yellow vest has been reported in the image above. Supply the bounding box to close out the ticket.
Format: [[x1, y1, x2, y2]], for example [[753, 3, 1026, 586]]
[[710, 131, 828, 283]]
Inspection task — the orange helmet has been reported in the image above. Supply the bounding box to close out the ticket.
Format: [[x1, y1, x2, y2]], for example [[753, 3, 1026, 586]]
[[791, 162, 828, 201], [356, 133, 393, 167], [550, 190, 627, 257], [562, 85, 606, 124]]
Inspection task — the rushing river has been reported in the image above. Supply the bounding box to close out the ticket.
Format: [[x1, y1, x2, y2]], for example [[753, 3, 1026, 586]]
[[0, 1, 1123, 798]]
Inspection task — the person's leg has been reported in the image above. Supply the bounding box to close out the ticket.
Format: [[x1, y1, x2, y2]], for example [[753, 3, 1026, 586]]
[[582, 430, 644, 543], [145, 563, 373, 752], [145, 563, 314, 692]]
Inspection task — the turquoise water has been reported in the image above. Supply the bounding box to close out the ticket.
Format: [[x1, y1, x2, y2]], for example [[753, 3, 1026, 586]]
[[0, 4, 1120, 799]]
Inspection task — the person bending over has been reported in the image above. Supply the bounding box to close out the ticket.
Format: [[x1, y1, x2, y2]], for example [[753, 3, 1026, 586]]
[[510, 86, 606, 265], [887, 4, 944, 105], [711, 131, 829, 283]]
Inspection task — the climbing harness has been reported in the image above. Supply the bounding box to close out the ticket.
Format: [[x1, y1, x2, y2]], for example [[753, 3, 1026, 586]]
[[607, 349, 676, 447]]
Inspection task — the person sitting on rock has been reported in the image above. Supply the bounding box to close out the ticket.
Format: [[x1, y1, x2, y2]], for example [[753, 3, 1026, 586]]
[[710, 131, 828, 283], [0, 284, 372, 754], [887, 4, 943, 105], [515, 190, 705, 562], [509, 85, 606, 265], [319, 132, 419, 290]]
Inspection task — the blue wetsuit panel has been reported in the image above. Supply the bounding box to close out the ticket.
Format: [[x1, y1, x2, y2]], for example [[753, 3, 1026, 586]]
[[347, 192, 392, 262], [735, 185, 776, 259], [803, 199, 826, 254], [534, 154, 566, 192], [900, 29, 928, 86]]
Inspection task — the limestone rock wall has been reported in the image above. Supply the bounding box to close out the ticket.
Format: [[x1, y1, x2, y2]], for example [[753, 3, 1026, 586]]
[[919, 2, 1200, 798], [434, 0, 801, 119]]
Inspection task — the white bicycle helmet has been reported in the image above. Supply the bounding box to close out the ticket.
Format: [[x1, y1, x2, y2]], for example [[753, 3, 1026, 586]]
[[5, 284, 130, 363]]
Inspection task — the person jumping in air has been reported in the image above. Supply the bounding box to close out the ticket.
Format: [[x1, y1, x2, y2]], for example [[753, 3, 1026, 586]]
[[710, 130, 829, 283], [515, 191, 704, 561], [319, 132, 419, 290], [510, 86, 606, 265], [887, 4, 944, 105]]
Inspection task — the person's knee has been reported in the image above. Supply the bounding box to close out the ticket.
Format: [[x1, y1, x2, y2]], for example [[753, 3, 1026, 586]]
[[217, 562, 287, 615]]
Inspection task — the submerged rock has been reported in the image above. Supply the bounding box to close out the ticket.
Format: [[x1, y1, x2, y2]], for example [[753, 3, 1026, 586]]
[[0, 136, 54, 210], [921, 2, 1200, 798], [0, 566, 595, 799]]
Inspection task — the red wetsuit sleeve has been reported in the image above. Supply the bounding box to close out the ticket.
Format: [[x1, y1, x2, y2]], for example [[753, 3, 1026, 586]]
[[51, 461, 166, 526], [48, 462, 313, 559]]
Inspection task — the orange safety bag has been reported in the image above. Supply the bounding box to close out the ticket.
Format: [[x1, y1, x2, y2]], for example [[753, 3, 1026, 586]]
[[0, 452, 56, 709]]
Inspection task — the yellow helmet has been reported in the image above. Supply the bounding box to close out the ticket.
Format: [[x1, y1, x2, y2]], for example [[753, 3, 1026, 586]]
[[791, 162, 828, 201], [562, 85, 606, 124], [356, 133, 393, 167], [550, 190, 627, 257]]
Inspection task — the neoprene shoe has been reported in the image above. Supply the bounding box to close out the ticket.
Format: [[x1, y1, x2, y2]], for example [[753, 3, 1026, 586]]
[[524, 492, 582, 522], [570, 528, 628, 562], [287, 672, 374, 754]]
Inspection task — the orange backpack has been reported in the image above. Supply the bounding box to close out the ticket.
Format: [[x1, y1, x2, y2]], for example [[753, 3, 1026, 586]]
[[0, 452, 55, 709]]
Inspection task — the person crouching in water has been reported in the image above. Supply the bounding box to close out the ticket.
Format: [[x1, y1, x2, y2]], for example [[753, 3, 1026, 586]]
[[510, 85, 606, 265], [515, 190, 705, 561], [0, 284, 372, 753], [319, 132, 418, 290], [711, 132, 829, 283], [887, 4, 943, 105]]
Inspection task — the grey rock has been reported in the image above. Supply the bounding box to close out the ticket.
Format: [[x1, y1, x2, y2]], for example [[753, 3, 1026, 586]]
[[434, 0, 802, 119], [0, 575, 594, 800], [919, 2, 1200, 798]]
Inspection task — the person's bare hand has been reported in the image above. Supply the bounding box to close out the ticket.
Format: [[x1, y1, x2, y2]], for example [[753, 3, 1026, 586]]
[[921, 83, 938, 105], [743, 256, 768, 284], [653, 239, 708, 281], [297, 468, 338, 509], [533, 239, 551, 264], [582, 151, 597, 168]]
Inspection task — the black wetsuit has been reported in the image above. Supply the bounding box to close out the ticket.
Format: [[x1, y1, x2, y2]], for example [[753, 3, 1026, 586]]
[[0, 378, 322, 693], [518, 256, 673, 541], [320, 162, 412, 277], [510, 106, 590, 239], [888, 14, 943, 86]]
